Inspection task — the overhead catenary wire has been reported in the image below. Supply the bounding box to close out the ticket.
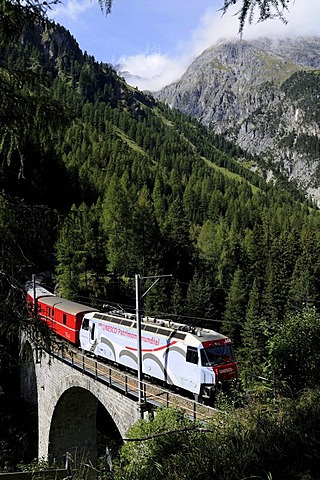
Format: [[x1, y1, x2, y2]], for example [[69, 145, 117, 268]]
[[72, 293, 244, 325]]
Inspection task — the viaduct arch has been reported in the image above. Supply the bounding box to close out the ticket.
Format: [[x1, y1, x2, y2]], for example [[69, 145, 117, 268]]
[[20, 334, 141, 467]]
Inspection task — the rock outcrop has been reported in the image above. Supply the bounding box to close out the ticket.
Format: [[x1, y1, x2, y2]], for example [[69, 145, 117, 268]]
[[154, 37, 320, 203]]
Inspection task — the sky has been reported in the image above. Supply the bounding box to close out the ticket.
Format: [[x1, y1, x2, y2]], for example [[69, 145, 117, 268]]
[[50, 0, 320, 91]]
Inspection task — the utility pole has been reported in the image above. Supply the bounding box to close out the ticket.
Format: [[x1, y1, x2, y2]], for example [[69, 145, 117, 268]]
[[135, 273, 172, 418], [135, 274, 143, 413]]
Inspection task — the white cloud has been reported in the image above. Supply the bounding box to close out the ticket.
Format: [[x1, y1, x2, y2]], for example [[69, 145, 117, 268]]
[[121, 0, 320, 92], [117, 52, 186, 91], [191, 0, 320, 47], [51, 0, 94, 21]]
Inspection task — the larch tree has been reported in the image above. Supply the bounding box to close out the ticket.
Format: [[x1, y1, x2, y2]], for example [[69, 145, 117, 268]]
[[220, 0, 291, 33], [240, 278, 265, 386], [268, 307, 320, 393], [222, 266, 247, 347]]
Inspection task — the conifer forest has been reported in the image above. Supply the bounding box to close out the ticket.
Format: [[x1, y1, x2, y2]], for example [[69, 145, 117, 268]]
[[1, 3, 320, 478]]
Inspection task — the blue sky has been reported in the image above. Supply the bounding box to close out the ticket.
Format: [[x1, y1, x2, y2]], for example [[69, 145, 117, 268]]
[[51, 0, 320, 91]]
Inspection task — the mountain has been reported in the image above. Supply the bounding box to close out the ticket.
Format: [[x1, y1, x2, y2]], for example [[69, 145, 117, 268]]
[[2, 19, 320, 372], [4, 21, 320, 469], [4, 17, 320, 476], [2, 21, 277, 208], [154, 37, 320, 204]]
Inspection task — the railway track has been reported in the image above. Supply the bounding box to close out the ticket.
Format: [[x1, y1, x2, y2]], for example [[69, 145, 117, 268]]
[[52, 343, 218, 423]]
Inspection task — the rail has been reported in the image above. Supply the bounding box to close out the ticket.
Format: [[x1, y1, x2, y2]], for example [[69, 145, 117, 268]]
[[47, 344, 218, 422]]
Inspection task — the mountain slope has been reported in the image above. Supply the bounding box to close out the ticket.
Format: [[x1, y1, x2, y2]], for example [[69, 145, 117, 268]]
[[3, 19, 320, 420], [154, 37, 320, 203], [1, 22, 274, 206]]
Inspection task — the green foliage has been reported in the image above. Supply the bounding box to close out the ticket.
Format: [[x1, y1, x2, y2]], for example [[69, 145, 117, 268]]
[[2, 12, 320, 475], [185, 270, 216, 325], [222, 267, 247, 346], [0, 0, 113, 47], [268, 307, 320, 393], [117, 408, 201, 479], [55, 202, 105, 298], [0, 194, 59, 471], [115, 391, 320, 480], [10, 20, 320, 389]]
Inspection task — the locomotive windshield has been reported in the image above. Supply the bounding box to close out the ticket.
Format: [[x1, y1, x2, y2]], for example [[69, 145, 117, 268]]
[[200, 345, 235, 367]]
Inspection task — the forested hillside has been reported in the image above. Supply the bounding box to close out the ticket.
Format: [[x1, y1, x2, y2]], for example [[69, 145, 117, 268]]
[[2, 15, 320, 476], [2, 19, 320, 376]]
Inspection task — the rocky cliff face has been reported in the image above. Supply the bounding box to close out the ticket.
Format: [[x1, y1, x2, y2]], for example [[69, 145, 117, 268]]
[[154, 37, 320, 203]]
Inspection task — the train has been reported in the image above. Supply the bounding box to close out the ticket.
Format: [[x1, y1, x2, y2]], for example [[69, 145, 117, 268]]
[[26, 282, 238, 402]]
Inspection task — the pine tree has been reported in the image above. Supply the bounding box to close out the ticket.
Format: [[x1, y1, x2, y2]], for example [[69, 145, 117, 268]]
[[55, 203, 99, 298], [287, 225, 320, 313], [132, 186, 161, 276], [101, 174, 134, 276], [171, 280, 184, 322], [163, 197, 194, 280], [240, 278, 265, 386], [185, 271, 215, 327], [222, 267, 247, 347]]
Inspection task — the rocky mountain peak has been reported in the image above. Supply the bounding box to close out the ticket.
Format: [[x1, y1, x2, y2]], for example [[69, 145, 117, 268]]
[[154, 36, 320, 204]]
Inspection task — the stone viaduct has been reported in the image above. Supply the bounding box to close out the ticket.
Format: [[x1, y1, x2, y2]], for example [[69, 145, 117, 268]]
[[19, 333, 143, 467]]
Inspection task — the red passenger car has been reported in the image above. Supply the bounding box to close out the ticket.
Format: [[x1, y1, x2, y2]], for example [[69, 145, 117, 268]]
[[26, 283, 96, 344]]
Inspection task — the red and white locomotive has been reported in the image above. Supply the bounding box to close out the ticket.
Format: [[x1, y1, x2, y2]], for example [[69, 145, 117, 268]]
[[26, 282, 238, 401]]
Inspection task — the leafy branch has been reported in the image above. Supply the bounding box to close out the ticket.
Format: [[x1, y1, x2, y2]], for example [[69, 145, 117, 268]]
[[220, 0, 291, 33]]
